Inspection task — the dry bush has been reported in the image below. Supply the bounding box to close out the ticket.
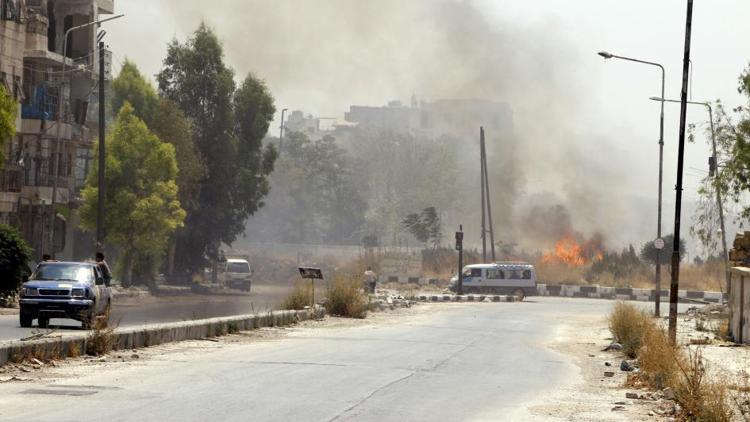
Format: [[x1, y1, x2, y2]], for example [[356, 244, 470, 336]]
[[638, 323, 683, 390], [673, 348, 732, 422], [326, 275, 368, 319], [608, 302, 651, 358], [86, 317, 117, 356], [280, 282, 313, 310], [712, 319, 730, 341], [533, 261, 586, 285]]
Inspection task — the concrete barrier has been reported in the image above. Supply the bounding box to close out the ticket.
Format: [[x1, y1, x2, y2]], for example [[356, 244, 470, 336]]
[[416, 294, 515, 303], [0, 308, 324, 367], [536, 283, 726, 303]]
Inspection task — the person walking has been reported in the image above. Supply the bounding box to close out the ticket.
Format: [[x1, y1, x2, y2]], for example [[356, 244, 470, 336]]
[[363, 267, 377, 294]]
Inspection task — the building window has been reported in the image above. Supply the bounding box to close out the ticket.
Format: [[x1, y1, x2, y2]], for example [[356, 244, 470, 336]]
[[2, 0, 23, 23]]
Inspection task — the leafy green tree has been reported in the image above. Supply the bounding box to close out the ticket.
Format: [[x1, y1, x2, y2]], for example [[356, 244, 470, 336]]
[[0, 86, 17, 168], [0, 224, 33, 296], [348, 129, 463, 244], [157, 23, 276, 273], [261, 132, 365, 244], [111, 60, 158, 123], [639, 234, 686, 265], [80, 104, 185, 286]]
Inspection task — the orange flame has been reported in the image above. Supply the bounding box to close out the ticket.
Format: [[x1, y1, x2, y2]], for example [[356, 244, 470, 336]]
[[542, 233, 604, 267]]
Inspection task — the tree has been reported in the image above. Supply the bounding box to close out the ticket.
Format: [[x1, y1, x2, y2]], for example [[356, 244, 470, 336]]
[[80, 104, 185, 286], [0, 86, 17, 168], [111, 60, 158, 124], [401, 206, 442, 249], [0, 224, 33, 296], [255, 132, 365, 244], [639, 234, 686, 265], [157, 23, 276, 273], [691, 64, 750, 253], [349, 129, 463, 244]]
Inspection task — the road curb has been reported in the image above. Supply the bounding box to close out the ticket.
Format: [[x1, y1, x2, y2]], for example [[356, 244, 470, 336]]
[[0, 308, 324, 367], [536, 283, 727, 303], [416, 294, 516, 303]]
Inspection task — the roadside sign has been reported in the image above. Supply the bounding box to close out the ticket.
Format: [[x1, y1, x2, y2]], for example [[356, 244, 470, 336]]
[[298, 267, 323, 279], [654, 238, 665, 250]]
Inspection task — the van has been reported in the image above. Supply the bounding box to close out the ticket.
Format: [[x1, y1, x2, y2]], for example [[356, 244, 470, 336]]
[[222, 258, 253, 292], [452, 262, 536, 300]]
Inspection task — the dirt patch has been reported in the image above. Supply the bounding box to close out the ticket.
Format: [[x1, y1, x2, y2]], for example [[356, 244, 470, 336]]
[[527, 314, 668, 421]]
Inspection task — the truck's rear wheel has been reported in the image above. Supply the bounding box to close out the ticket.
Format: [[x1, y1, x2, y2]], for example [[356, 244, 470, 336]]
[[512, 289, 525, 302]]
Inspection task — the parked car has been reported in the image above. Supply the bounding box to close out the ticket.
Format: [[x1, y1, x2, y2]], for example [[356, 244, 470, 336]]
[[221, 258, 253, 292], [19, 261, 112, 329]]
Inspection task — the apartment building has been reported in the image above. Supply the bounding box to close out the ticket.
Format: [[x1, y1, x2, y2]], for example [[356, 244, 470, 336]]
[[0, 0, 114, 260]]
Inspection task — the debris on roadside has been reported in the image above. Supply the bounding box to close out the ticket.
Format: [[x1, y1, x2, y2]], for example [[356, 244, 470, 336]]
[[602, 342, 622, 352], [619, 360, 635, 372]]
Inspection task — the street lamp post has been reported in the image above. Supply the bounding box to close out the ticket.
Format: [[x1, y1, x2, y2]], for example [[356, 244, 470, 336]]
[[599, 51, 666, 317], [279, 108, 288, 153], [651, 97, 729, 296], [50, 14, 123, 257]]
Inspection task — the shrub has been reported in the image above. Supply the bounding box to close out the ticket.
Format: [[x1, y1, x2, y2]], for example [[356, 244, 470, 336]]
[[86, 316, 116, 356], [280, 282, 313, 310], [0, 224, 33, 296], [608, 302, 651, 358], [638, 323, 682, 389], [326, 275, 368, 319], [674, 348, 732, 422]]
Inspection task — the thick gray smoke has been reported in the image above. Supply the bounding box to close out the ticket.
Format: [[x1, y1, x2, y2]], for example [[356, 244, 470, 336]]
[[125, 0, 643, 251]]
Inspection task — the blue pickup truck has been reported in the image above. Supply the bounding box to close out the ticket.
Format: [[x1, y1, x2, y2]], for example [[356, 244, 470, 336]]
[[19, 261, 112, 329]]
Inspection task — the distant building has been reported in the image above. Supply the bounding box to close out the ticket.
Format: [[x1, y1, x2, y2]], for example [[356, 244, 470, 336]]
[[343, 97, 513, 139], [0, 0, 115, 260], [285, 110, 321, 138]]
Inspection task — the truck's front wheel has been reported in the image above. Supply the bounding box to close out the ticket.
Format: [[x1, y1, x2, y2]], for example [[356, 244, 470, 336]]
[[19, 313, 32, 328]]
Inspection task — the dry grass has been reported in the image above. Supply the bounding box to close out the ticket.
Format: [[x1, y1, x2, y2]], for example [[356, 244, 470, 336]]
[[280, 282, 313, 310], [608, 302, 652, 358], [673, 348, 733, 422], [638, 323, 682, 390], [86, 316, 117, 356], [326, 275, 368, 319]]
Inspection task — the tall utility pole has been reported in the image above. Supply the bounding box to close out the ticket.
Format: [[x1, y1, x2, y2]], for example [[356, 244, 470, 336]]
[[456, 225, 464, 295], [480, 128, 487, 262], [651, 97, 730, 296], [279, 108, 288, 153], [50, 14, 123, 257], [480, 127, 496, 261], [597, 51, 665, 318], [96, 41, 106, 252], [669, 0, 694, 343]]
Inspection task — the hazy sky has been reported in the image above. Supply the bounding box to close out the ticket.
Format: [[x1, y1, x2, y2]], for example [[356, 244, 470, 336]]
[[105, 0, 750, 251]]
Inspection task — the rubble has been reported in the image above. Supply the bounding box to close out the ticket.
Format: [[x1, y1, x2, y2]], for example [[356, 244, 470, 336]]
[[619, 360, 635, 372]]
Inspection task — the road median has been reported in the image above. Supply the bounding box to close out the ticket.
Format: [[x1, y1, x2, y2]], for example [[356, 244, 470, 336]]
[[0, 308, 324, 367]]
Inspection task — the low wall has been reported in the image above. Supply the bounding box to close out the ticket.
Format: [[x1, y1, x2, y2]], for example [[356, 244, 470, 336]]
[[729, 267, 750, 344], [0, 308, 324, 367], [537, 283, 726, 303], [417, 294, 515, 303]]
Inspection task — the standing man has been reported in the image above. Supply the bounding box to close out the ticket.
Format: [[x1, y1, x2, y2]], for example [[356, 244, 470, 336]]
[[95, 252, 112, 286], [363, 267, 377, 294]]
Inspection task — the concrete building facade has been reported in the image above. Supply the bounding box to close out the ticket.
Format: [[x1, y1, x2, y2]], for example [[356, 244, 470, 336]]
[[0, 0, 114, 260]]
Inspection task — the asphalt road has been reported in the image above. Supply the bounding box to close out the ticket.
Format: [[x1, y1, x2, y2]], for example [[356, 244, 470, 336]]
[[0, 297, 697, 421], [0, 281, 292, 342]]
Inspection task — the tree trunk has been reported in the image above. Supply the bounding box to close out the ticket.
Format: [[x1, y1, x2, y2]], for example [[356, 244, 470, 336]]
[[167, 238, 176, 278], [121, 251, 133, 288]]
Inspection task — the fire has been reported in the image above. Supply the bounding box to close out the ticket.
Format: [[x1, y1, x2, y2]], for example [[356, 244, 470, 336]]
[[542, 233, 604, 267]]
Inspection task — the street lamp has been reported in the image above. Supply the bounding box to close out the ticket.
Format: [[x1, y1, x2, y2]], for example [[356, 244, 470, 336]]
[[599, 51, 666, 317], [650, 96, 729, 296], [49, 14, 123, 257]]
